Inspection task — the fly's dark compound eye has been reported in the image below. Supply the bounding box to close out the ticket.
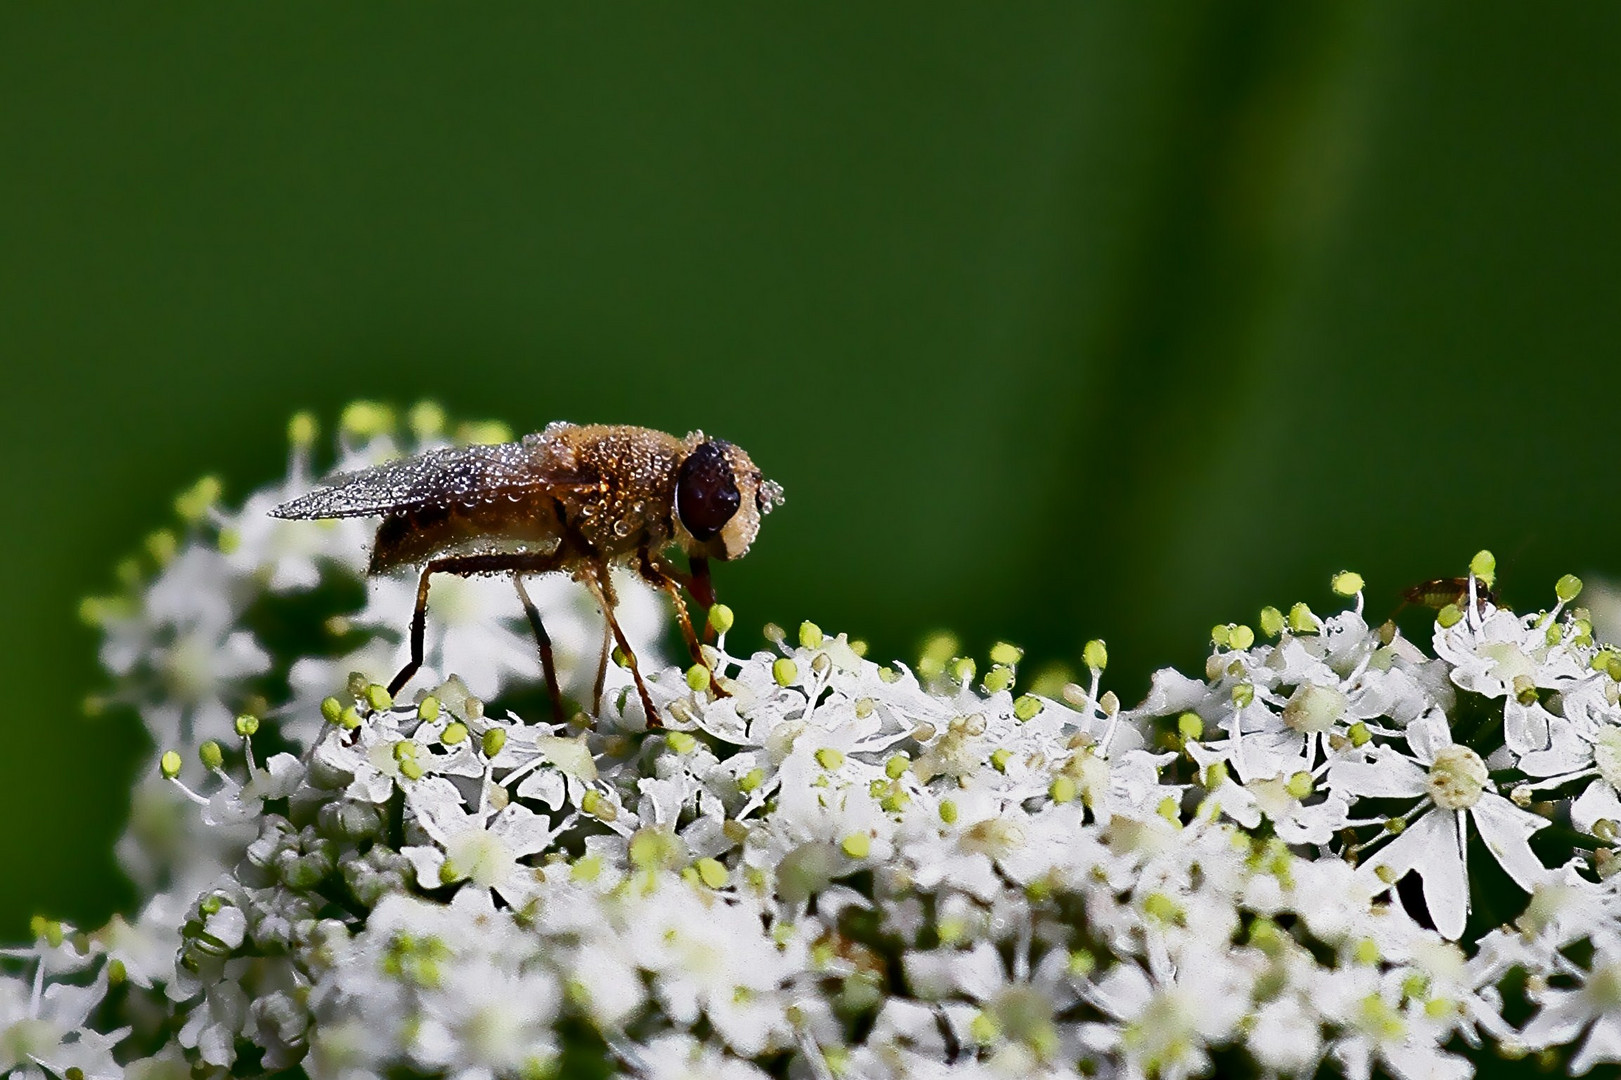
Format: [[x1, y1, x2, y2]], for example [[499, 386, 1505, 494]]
[[676, 441, 741, 540]]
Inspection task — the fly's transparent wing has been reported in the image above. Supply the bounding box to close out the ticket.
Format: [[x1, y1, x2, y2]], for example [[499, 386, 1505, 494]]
[[271, 440, 593, 519]]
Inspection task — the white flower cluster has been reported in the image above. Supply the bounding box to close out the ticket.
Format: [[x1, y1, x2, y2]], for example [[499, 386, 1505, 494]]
[[9, 413, 1621, 1079]]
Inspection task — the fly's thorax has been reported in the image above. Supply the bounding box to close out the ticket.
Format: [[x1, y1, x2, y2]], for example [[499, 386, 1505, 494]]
[[561, 425, 686, 556]]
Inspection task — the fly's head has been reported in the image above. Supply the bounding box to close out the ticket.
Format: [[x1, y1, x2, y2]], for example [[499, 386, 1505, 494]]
[[671, 433, 783, 561]]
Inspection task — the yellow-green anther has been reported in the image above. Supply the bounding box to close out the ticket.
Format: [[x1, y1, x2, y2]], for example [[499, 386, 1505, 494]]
[[1082, 639, 1108, 671], [107, 958, 127, 986], [321, 696, 343, 724], [1228, 625, 1255, 651], [707, 603, 735, 635], [1177, 712, 1204, 741], [1557, 574, 1584, 603], [1385, 816, 1406, 834], [969, 1011, 1000, 1044], [773, 658, 798, 686], [1231, 683, 1255, 707], [1211, 624, 1232, 648], [990, 748, 1012, 773], [815, 747, 845, 771], [685, 664, 711, 692], [288, 411, 318, 447], [854, 697, 874, 719], [1514, 675, 1538, 706], [1143, 892, 1179, 922], [160, 751, 183, 779], [951, 657, 976, 685], [695, 857, 729, 888], [798, 621, 824, 649], [1437, 603, 1463, 628], [1470, 550, 1497, 587], [145, 530, 177, 566], [580, 790, 615, 822], [441, 722, 468, 746], [1157, 796, 1180, 822], [939, 800, 959, 824], [629, 827, 680, 869], [174, 475, 223, 522], [1013, 694, 1043, 722], [849, 639, 869, 657], [1204, 761, 1228, 788], [571, 855, 603, 882], [611, 646, 629, 669], [341, 400, 395, 437], [340, 705, 362, 730], [1050, 775, 1077, 804], [885, 755, 909, 781], [366, 684, 393, 711], [393, 741, 420, 763], [1354, 938, 1380, 965], [1286, 771, 1314, 799], [439, 860, 463, 885], [235, 714, 259, 737], [1575, 618, 1595, 646], [917, 631, 959, 677], [1425, 998, 1456, 1020], [417, 696, 441, 721], [482, 729, 507, 757], [457, 419, 512, 446], [199, 741, 224, 771], [1258, 606, 1285, 638], [841, 833, 871, 859], [1332, 571, 1365, 597], [762, 622, 786, 645], [216, 527, 240, 554], [981, 665, 1013, 694], [1608, 655, 1621, 684], [1288, 602, 1317, 633], [1067, 949, 1095, 976], [990, 641, 1023, 666], [1349, 721, 1372, 747], [407, 400, 446, 438], [739, 767, 764, 792], [666, 731, 698, 755]]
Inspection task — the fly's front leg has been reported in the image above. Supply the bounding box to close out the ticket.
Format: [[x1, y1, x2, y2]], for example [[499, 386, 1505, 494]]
[[637, 549, 729, 699], [637, 548, 704, 667]]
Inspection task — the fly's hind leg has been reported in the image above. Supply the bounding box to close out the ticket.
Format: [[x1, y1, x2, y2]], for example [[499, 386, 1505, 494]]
[[388, 551, 565, 701], [592, 621, 612, 714], [582, 562, 662, 729], [513, 574, 566, 725]]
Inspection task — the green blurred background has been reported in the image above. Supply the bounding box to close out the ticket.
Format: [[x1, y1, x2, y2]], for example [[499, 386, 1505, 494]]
[[4, 4, 1620, 937]]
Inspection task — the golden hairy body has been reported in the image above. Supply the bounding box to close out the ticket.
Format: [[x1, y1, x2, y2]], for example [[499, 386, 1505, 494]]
[[272, 421, 783, 726], [368, 424, 691, 573]]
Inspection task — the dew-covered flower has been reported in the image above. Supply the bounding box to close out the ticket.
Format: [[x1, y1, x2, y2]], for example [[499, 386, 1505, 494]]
[[41, 440, 1621, 1080]]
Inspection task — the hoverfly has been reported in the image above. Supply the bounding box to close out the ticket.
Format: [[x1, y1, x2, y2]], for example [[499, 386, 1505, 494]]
[[1393, 576, 1500, 621], [271, 422, 783, 727]]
